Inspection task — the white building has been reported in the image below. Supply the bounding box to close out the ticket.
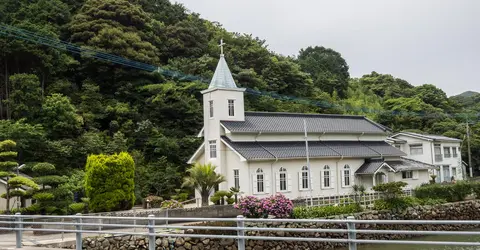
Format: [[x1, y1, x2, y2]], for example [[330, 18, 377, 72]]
[[188, 49, 434, 202], [387, 132, 465, 183]]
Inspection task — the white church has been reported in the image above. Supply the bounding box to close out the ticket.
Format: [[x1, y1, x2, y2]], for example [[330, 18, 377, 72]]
[[188, 45, 435, 202]]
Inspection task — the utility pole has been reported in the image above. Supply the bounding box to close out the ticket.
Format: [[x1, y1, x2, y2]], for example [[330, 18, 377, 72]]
[[467, 121, 473, 178], [303, 119, 313, 206]]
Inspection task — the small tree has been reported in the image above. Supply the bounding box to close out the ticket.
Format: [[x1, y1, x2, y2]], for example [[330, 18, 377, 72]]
[[32, 163, 71, 214], [182, 163, 226, 207], [0, 140, 38, 212], [85, 152, 135, 212], [373, 181, 408, 200]]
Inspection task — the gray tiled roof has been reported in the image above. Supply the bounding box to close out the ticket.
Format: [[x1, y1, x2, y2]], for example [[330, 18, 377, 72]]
[[388, 157, 436, 171], [355, 159, 386, 174], [221, 137, 404, 161], [221, 112, 389, 134], [356, 157, 435, 174], [395, 132, 462, 142]]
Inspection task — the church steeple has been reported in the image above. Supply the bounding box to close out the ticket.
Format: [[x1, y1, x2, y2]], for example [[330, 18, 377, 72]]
[[208, 39, 238, 89]]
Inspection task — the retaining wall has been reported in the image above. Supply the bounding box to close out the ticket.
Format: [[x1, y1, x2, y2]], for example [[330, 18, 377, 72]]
[[41, 200, 480, 250]]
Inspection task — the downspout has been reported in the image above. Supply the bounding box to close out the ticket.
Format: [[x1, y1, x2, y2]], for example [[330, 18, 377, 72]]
[[357, 132, 365, 142], [336, 154, 344, 195]]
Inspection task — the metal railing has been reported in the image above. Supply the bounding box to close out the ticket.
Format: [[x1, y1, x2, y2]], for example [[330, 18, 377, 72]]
[[2, 213, 480, 250], [304, 189, 413, 207]]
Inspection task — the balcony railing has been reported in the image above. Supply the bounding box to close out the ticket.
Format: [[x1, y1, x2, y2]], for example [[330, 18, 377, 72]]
[[435, 154, 443, 162], [444, 153, 451, 158]]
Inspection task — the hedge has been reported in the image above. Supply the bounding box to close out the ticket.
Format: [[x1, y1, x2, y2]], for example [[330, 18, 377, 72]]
[[414, 181, 473, 202], [85, 152, 135, 212], [292, 204, 362, 219]]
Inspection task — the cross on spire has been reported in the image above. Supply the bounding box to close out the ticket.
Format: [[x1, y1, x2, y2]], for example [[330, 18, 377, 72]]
[[219, 39, 226, 55]]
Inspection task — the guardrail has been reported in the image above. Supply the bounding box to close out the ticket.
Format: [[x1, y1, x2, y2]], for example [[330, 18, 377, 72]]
[[2, 213, 480, 250]]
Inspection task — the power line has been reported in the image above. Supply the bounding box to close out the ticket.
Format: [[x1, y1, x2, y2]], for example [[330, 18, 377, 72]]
[[1, 24, 479, 120]]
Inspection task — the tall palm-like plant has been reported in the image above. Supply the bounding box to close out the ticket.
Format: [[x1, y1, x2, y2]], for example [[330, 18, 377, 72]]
[[182, 163, 226, 207]]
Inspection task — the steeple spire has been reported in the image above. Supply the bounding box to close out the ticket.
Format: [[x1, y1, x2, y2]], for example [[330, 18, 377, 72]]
[[208, 39, 237, 89]]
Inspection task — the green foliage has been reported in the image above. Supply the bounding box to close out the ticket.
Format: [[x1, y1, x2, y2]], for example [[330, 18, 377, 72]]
[[414, 181, 473, 202], [161, 200, 183, 209], [85, 152, 135, 212], [7, 74, 43, 120], [8, 176, 39, 190], [182, 163, 226, 206], [372, 181, 408, 199], [292, 204, 362, 219], [68, 203, 85, 214], [33, 192, 55, 201], [32, 163, 56, 175]]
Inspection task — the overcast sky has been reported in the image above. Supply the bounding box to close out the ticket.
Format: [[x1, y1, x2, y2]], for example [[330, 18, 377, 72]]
[[174, 0, 479, 96]]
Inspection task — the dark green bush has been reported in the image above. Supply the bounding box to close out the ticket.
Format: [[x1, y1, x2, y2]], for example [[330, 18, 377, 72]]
[[292, 204, 362, 219], [68, 203, 85, 214], [472, 182, 480, 199], [414, 181, 473, 202]]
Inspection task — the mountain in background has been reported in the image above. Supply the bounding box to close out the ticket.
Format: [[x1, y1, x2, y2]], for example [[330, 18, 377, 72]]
[[453, 91, 479, 98]]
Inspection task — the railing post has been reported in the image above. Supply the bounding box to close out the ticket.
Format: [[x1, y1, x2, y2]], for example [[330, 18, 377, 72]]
[[347, 216, 356, 250], [15, 213, 22, 248], [237, 215, 245, 250], [165, 208, 169, 226], [75, 213, 82, 250], [148, 214, 156, 250]]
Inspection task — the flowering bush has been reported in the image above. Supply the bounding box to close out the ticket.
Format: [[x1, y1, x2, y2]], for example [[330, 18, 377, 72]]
[[234, 193, 293, 218], [262, 193, 293, 218], [161, 200, 184, 209], [234, 196, 264, 218]]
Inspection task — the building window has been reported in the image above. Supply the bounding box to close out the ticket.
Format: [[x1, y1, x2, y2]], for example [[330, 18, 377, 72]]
[[444, 147, 451, 158], [279, 167, 287, 191], [452, 147, 458, 158], [343, 165, 351, 187], [256, 168, 264, 193], [402, 171, 413, 179], [209, 100, 214, 118], [434, 144, 442, 162], [233, 169, 240, 189], [301, 166, 309, 190], [228, 99, 235, 117], [209, 140, 217, 159], [410, 144, 423, 155], [323, 165, 331, 188]]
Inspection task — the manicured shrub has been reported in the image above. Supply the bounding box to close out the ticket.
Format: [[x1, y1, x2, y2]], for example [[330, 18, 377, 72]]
[[414, 181, 473, 202], [373, 181, 407, 199], [292, 204, 362, 219], [85, 152, 135, 212], [68, 203, 85, 214], [161, 200, 184, 209]]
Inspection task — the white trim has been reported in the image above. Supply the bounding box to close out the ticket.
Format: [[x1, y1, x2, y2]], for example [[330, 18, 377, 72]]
[[220, 138, 247, 162], [373, 162, 396, 175], [391, 132, 433, 142], [196, 127, 204, 138], [220, 123, 231, 134], [187, 142, 205, 164]]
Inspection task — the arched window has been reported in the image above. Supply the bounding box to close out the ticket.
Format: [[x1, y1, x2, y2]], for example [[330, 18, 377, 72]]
[[301, 166, 309, 190], [323, 165, 331, 188], [343, 165, 351, 187], [256, 168, 264, 193], [279, 167, 287, 191]]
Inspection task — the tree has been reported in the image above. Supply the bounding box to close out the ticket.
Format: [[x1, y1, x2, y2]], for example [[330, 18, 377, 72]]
[[40, 94, 83, 139], [85, 152, 135, 212], [32, 162, 70, 214], [182, 163, 226, 207], [0, 140, 38, 212], [298, 46, 350, 97], [6, 74, 43, 121]]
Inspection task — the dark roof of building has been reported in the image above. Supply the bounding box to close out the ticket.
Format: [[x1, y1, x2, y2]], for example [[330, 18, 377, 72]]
[[221, 137, 405, 161], [393, 132, 462, 142], [221, 112, 390, 134], [355, 157, 435, 174], [355, 159, 387, 174]]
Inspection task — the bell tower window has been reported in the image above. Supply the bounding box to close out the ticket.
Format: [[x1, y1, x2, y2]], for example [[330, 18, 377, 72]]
[[228, 99, 235, 117]]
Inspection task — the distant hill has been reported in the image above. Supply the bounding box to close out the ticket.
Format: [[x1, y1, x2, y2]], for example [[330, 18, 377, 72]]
[[453, 91, 479, 98]]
